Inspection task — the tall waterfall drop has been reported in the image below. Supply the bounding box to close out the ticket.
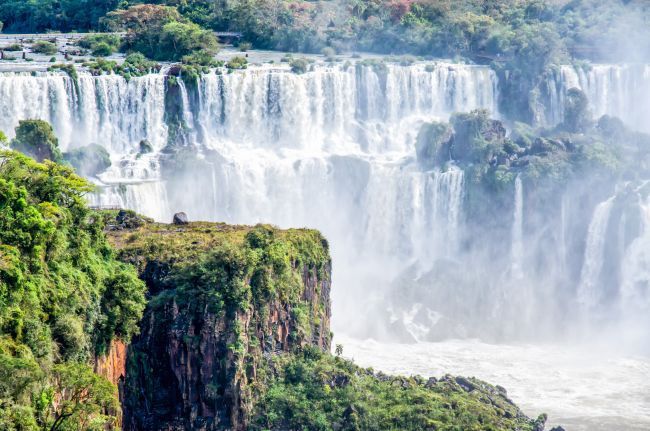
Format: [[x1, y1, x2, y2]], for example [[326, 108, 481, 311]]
[[2, 61, 650, 345]]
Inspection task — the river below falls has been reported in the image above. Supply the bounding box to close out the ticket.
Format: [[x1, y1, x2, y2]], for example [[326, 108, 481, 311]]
[[336, 336, 650, 430]]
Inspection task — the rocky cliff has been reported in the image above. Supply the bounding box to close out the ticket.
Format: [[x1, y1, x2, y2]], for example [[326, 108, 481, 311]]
[[102, 211, 543, 431], [106, 215, 331, 430]]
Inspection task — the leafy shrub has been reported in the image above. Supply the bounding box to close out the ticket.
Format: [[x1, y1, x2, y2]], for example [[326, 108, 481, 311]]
[[91, 41, 114, 56], [238, 41, 252, 52], [78, 33, 120, 52], [321, 46, 336, 59], [289, 57, 309, 74], [3, 43, 22, 51], [182, 49, 218, 66], [226, 56, 248, 70], [31, 41, 57, 55], [9, 120, 62, 163]]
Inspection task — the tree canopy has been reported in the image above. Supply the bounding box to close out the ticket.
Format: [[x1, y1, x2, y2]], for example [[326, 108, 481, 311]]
[[0, 149, 146, 430]]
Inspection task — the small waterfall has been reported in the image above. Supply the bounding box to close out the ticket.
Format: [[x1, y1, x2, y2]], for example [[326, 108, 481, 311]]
[[544, 64, 650, 132], [620, 200, 650, 313], [177, 79, 195, 129], [577, 197, 615, 312], [431, 167, 464, 256], [89, 181, 171, 221], [511, 175, 524, 279]]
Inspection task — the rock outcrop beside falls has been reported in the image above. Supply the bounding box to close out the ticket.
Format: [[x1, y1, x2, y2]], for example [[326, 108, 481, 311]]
[[106, 219, 331, 430], [104, 214, 541, 431]]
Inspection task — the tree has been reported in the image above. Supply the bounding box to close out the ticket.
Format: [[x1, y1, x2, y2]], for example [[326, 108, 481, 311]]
[[103, 4, 218, 61], [31, 41, 57, 55], [47, 363, 117, 431], [158, 21, 218, 61], [10, 120, 62, 163]]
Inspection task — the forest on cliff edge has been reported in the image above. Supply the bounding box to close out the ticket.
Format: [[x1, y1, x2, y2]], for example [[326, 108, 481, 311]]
[[0, 0, 649, 63]]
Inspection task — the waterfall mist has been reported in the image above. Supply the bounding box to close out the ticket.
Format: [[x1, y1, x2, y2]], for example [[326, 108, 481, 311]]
[[1, 62, 649, 354]]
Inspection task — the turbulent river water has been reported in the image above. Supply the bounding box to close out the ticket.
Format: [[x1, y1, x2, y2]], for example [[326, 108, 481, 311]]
[[339, 336, 650, 431], [1, 58, 649, 428]]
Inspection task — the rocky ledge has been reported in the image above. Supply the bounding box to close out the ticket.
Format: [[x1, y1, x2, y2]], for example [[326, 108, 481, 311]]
[[101, 212, 548, 431]]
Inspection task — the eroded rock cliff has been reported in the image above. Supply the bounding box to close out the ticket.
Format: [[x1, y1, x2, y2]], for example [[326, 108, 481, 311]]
[[107, 219, 331, 430]]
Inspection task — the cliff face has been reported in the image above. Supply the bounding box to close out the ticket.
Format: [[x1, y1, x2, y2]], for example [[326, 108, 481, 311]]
[[103, 212, 541, 431], [107, 219, 331, 430], [95, 340, 128, 388]]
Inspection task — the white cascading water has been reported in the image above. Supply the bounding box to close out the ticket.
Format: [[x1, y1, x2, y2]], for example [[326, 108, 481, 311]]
[[510, 175, 524, 279], [577, 197, 615, 313], [1, 61, 650, 430], [543, 64, 650, 132], [620, 199, 650, 315]]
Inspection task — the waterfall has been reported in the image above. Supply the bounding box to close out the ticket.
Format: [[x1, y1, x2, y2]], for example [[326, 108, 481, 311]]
[[577, 197, 615, 312], [620, 200, 650, 314], [432, 167, 464, 256], [511, 175, 524, 279], [544, 64, 650, 132], [195, 63, 498, 154], [177, 79, 195, 130], [7, 60, 649, 341]]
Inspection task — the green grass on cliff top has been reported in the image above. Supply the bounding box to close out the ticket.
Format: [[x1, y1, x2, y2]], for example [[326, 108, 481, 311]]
[[105, 213, 329, 271]]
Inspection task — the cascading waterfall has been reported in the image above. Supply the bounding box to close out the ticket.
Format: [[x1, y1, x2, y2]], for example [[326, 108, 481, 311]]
[[543, 64, 650, 132], [620, 199, 650, 314], [0, 70, 169, 211], [577, 197, 615, 313], [0, 62, 497, 336], [511, 175, 524, 279], [2, 61, 650, 343], [177, 79, 195, 132]]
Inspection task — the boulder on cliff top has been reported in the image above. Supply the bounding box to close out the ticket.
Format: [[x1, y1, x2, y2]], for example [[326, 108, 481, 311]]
[[173, 212, 189, 225]]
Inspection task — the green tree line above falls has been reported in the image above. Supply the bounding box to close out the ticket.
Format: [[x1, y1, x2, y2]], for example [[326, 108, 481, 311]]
[[2, 0, 649, 125], [0, 0, 649, 64]]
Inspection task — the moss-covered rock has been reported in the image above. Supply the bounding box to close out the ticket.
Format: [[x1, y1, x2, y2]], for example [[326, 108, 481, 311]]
[[63, 143, 111, 177], [450, 109, 508, 165], [107, 221, 331, 430], [415, 121, 452, 168]]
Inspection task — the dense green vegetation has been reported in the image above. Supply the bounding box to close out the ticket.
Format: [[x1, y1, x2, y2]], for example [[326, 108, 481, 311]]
[[417, 103, 650, 191], [103, 4, 219, 62], [108, 220, 329, 317], [0, 150, 146, 429], [252, 346, 539, 431], [9, 120, 62, 164], [0, 1, 648, 64], [77, 34, 121, 57]]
